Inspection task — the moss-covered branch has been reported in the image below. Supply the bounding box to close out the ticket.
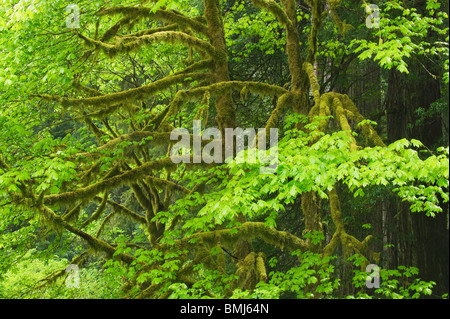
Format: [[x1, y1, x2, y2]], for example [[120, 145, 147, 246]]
[[303, 62, 321, 106], [97, 6, 209, 36], [338, 94, 386, 147], [171, 59, 214, 75], [323, 188, 379, 265], [170, 222, 313, 253], [264, 92, 292, 131], [331, 97, 358, 151], [80, 193, 108, 229], [102, 198, 147, 225], [38, 204, 135, 263], [74, 131, 183, 159], [159, 81, 288, 129], [34, 252, 89, 290], [307, 0, 328, 63], [0, 155, 10, 170], [77, 31, 216, 59], [35, 72, 210, 108], [251, 0, 292, 28]]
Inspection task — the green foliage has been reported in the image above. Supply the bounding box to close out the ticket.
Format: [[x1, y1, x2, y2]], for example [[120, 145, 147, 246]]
[[350, 0, 449, 81]]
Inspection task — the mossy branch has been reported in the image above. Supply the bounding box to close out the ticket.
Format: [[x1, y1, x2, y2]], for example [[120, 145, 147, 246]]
[[307, 0, 328, 63], [74, 131, 185, 160], [38, 204, 135, 263], [80, 193, 108, 229], [323, 188, 379, 264], [303, 62, 321, 106], [99, 16, 135, 42], [34, 252, 89, 290], [145, 176, 190, 195], [264, 92, 292, 131], [35, 72, 210, 108], [102, 198, 147, 225], [62, 202, 82, 224], [172, 222, 313, 253], [172, 59, 214, 75], [71, 79, 103, 97], [0, 155, 10, 170], [43, 157, 178, 206], [77, 31, 216, 59], [251, 0, 292, 29], [123, 24, 179, 39], [97, 6, 209, 36], [331, 97, 358, 151], [159, 81, 288, 129], [338, 94, 386, 147]]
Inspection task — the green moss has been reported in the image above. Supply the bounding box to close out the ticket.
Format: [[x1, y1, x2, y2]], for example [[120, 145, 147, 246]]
[[251, 0, 292, 27], [62, 203, 82, 224], [323, 188, 379, 263], [80, 193, 108, 229], [98, 6, 208, 36], [331, 97, 357, 151], [38, 71, 210, 110], [303, 62, 321, 106], [263, 93, 292, 137], [43, 157, 178, 206], [77, 31, 216, 59], [301, 192, 323, 249]]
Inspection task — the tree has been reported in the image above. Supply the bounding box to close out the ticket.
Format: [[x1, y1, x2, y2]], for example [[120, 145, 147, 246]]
[[0, 0, 448, 299]]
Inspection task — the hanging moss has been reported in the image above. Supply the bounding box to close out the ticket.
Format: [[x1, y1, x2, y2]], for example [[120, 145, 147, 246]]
[[323, 188, 379, 263], [264, 92, 292, 134], [43, 157, 179, 206], [234, 252, 257, 290], [168, 222, 313, 255], [36, 71, 210, 109], [331, 97, 358, 151], [97, 6, 208, 36], [62, 202, 82, 224], [255, 252, 267, 283], [338, 94, 386, 147], [303, 62, 321, 106], [240, 86, 249, 102], [329, 8, 353, 36]]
